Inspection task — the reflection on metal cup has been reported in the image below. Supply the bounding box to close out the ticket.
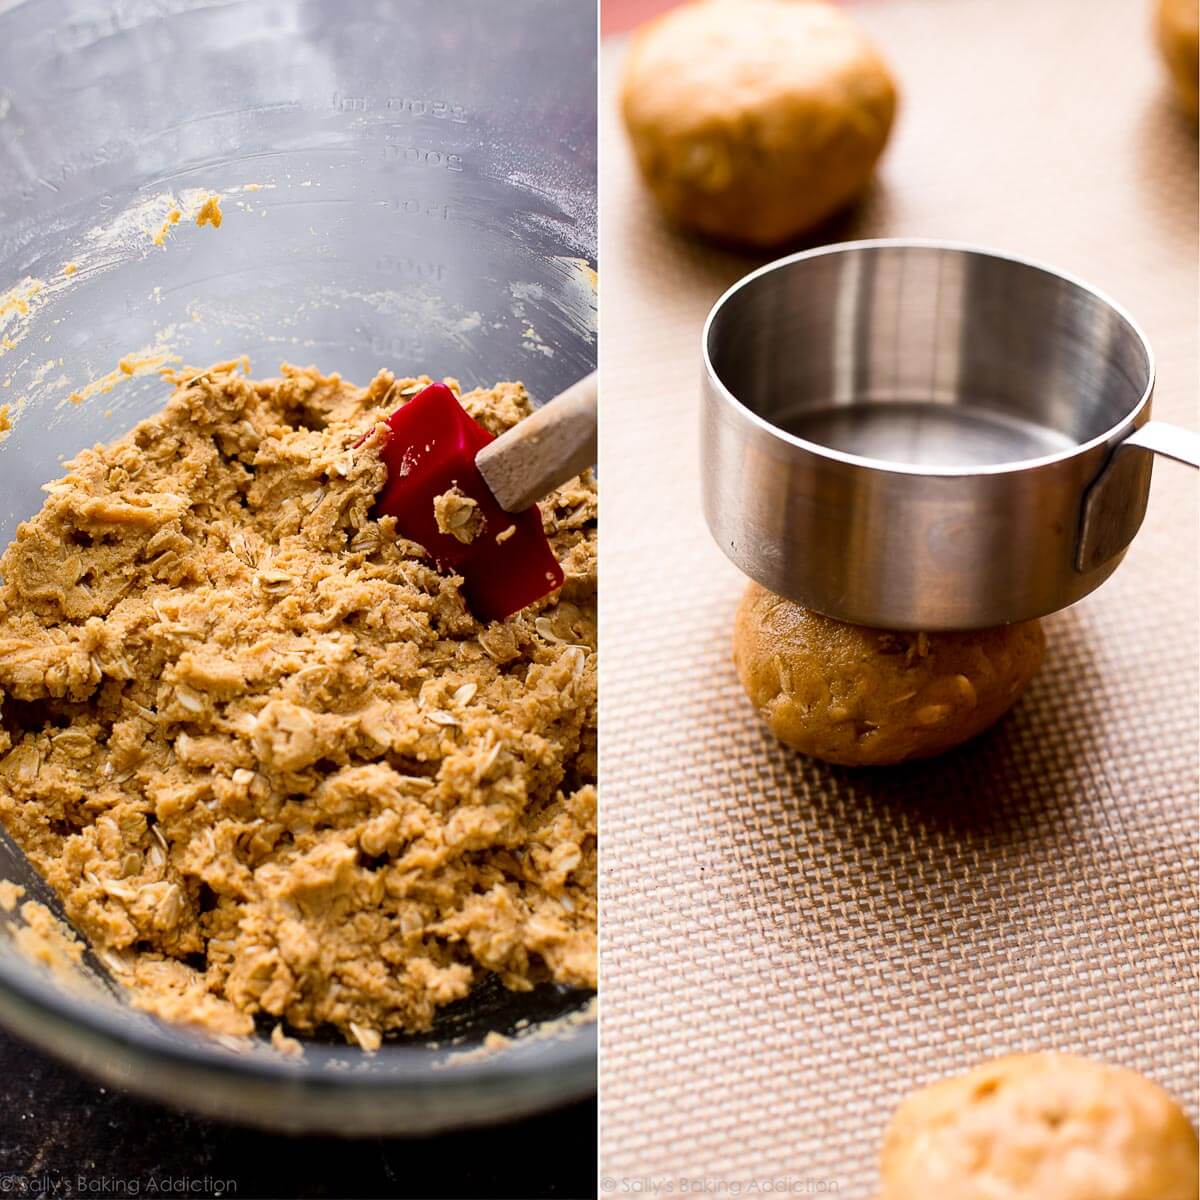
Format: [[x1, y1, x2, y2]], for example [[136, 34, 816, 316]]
[[701, 239, 1198, 630]]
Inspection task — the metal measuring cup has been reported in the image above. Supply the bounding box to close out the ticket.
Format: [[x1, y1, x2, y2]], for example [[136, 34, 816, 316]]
[[701, 240, 1199, 631]]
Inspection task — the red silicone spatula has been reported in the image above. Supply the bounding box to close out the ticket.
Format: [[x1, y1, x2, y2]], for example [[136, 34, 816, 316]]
[[372, 373, 597, 622]]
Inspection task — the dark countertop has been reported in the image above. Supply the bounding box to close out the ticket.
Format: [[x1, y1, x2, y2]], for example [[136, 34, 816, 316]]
[[0, 1027, 596, 1199]]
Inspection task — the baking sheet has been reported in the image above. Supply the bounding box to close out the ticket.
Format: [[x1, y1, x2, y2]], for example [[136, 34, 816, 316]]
[[598, 0, 1198, 1192]]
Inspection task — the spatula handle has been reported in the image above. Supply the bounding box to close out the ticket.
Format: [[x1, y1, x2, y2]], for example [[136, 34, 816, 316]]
[[475, 372, 597, 513]]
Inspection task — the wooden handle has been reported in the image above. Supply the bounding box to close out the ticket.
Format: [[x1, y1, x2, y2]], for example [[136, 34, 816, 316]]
[[475, 372, 597, 513]]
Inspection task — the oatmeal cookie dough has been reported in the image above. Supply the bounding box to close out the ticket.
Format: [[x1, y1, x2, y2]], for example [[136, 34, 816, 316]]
[[1157, 0, 1199, 119], [620, 0, 897, 247], [881, 1053, 1199, 1200], [733, 583, 1044, 766], [0, 363, 596, 1045], [433, 485, 484, 545]]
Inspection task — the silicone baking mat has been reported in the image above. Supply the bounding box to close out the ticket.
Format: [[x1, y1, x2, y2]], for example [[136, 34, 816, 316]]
[[598, 1, 1198, 1193]]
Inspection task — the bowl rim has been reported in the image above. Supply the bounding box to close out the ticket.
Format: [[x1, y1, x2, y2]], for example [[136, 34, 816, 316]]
[[0, 933, 596, 1092], [701, 237, 1156, 479]]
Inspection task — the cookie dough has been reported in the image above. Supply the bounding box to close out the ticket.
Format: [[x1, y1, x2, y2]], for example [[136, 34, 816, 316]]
[[732, 583, 1044, 766], [1157, 0, 1199, 118], [433, 485, 484, 544], [195, 194, 223, 229], [0, 364, 596, 1045], [620, 0, 897, 247], [881, 1053, 1200, 1200]]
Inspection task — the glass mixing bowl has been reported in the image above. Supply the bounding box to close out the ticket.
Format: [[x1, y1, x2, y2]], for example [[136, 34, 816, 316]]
[[0, 0, 597, 1133]]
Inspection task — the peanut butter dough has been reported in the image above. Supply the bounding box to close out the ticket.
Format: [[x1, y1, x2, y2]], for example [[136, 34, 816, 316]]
[[195, 194, 223, 229], [733, 583, 1045, 766], [881, 1053, 1199, 1200], [433, 486, 484, 545], [1157, 0, 1199, 119], [0, 364, 596, 1045], [620, 0, 897, 247]]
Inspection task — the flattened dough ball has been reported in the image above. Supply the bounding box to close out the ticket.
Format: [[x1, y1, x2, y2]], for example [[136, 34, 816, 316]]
[[620, 0, 897, 247], [1157, 0, 1199, 119], [732, 583, 1045, 766], [881, 1053, 1199, 1200]]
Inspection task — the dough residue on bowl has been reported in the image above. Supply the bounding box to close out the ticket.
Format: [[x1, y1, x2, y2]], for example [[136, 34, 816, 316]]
[[195, 194, 223, 229], [0, 363, 597, 1045]]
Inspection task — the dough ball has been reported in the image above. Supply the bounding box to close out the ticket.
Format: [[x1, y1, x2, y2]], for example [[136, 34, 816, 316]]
[[881, 1053, 1199, 1200], [619, 0, 897, 247], [732, 583, 1044, 766], [1157, 0, 1199, 118]]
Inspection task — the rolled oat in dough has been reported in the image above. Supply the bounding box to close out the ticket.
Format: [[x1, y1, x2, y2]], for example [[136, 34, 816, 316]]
[[433, 485, 484, 545], [0, 363, 596, 1045]]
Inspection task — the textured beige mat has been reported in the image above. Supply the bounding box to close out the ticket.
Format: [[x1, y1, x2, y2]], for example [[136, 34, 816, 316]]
[[598, 1, 1198, 1193]]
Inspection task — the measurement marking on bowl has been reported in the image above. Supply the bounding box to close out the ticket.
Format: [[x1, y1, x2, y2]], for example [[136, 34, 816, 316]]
[[50, 2, 241, 55], [373, 255, 449, 282], [0, 135, 142, 217], [386, 96, 469, 123], [381, 144, 465, 172], [380, 198, 453, 223], [330, 92, 471, 123]]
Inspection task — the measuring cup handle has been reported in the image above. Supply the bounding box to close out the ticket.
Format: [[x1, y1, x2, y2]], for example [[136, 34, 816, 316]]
[[1120, 419, 1200, 468], [1076, 419, 1199, 573]]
